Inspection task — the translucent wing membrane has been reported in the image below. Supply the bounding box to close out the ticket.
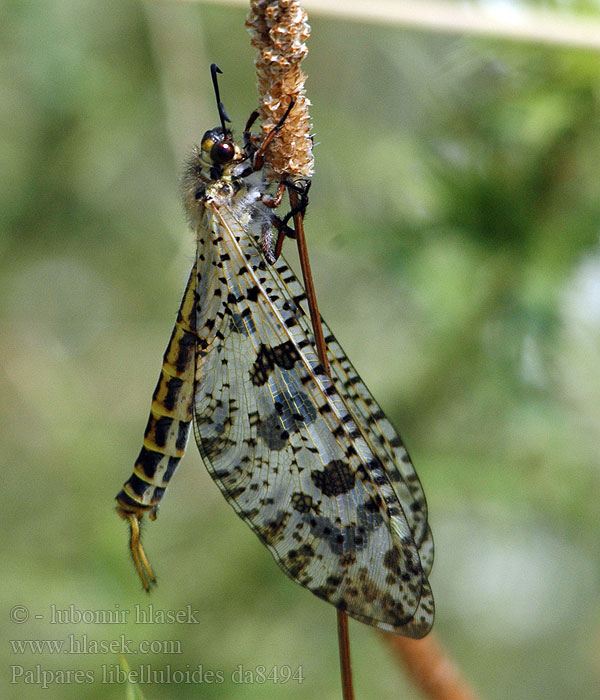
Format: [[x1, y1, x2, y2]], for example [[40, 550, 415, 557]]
[[265, 253, 434, 577], [189, 203, 433, 637]]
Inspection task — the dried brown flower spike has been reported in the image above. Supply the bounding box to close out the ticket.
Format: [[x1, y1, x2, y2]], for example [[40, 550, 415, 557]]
[[246, 0, 314, 179]]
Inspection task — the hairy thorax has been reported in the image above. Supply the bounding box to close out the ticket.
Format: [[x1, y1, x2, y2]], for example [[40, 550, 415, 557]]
[[181, 147, 267, 233]]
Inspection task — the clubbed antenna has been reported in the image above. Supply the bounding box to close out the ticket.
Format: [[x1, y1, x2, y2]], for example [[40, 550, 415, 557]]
[[210, 63, 232, 133], [246, 0, 314, 179]]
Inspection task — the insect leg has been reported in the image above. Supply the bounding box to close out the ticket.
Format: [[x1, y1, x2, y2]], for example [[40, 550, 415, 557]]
[[243, 110, 260, 155], [252, 98, 295, 171], [260, 179, 311, 264], [280, 178, 311, 227], [261, 181, 286, 209]]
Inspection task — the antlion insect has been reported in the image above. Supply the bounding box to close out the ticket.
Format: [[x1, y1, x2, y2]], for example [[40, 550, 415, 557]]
[[116, 65, 434, 638]]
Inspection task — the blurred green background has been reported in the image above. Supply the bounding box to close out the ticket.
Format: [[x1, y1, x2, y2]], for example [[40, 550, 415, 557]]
[[2, 1, 599, 698]]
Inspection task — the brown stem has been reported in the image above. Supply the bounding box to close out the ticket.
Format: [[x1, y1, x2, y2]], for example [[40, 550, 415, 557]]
[[289, 188, 354, 700], [383, 633, 481, 700], [289, 189, 331, 376], [337, 609, 355, 700]]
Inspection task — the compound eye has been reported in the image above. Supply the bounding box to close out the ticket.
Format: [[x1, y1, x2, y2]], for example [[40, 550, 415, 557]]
[[211, 140, 235, 165]]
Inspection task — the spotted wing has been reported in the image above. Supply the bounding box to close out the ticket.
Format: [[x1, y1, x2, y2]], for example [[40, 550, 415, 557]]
[[265, 257, 434, 576], [192, 203, 433, 637]]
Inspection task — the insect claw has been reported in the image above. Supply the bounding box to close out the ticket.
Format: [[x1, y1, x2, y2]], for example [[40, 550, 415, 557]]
[[287, 177, 312, 197]]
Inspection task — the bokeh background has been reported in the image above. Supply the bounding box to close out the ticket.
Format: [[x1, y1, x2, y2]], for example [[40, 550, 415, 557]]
[[2, 1, 599, 698]]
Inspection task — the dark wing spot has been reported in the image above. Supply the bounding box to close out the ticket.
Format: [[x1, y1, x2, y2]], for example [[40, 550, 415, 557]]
[[290, 492, 314, 514], [246, 285, 260, 302], [311, 460, 356, 497], [383, 547, 403, 576], [257, 412, 288, 451], [286, 543, 315, 578], [249, 341, 301, 386], [257, 510, 290, 543]]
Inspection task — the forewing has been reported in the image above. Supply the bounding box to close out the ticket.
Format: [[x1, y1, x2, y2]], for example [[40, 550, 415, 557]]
[[261, 255, 433, 576], [191, 204, 433, 637]]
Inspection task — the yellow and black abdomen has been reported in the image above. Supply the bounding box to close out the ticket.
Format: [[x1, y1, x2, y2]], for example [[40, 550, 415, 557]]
[[116, 263, 198, 520]]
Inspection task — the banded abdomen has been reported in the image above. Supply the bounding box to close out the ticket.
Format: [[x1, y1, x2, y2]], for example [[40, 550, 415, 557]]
[[116, 263, 197, 521]]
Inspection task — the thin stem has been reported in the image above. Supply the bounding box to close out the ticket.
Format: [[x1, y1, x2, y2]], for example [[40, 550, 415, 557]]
[[337, 609, 355, 700], [289, 188, 354, 700], [383, 633, 481, 700], [289, 189, 330, 376]]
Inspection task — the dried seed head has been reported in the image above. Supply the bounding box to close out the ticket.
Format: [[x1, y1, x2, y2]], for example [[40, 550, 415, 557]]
[[247, 0, 314, 179]]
